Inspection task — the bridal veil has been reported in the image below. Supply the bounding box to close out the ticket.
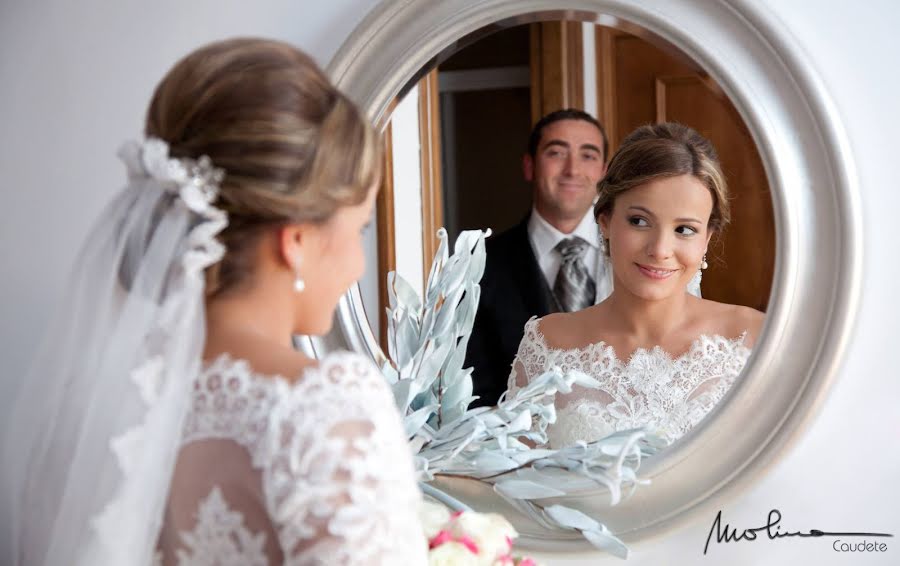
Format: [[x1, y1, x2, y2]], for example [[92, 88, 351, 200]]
[[3, 139, 226, 565]]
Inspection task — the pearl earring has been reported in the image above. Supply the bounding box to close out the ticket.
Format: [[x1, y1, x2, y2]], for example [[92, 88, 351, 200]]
[[292, 253, 305, 293], [700, 254, 708, 270]]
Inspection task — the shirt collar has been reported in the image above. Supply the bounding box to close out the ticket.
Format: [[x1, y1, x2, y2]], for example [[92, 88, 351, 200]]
[[528, 207, 601, 259]]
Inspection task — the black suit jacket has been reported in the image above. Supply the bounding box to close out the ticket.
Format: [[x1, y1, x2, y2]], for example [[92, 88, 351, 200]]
[[465, 216, 561, 407]]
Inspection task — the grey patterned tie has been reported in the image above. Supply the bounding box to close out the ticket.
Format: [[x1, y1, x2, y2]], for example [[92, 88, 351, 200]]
[[553, 237, 596, 312]]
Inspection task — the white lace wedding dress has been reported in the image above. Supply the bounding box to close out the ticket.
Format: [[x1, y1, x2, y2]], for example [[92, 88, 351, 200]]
[[155, 351, 427, 566], [508, 317, 751, 448]]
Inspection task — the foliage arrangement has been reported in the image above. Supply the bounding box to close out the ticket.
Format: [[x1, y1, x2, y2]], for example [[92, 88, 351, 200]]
[[381, 228, 660, 559]]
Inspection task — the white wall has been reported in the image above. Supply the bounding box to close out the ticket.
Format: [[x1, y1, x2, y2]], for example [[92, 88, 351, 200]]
[[390, 84, 426, 299], [1, 1, 898, 564], [0, 0, 374, 392]]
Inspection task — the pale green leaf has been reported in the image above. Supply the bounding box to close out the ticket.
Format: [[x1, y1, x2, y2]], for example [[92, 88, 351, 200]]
[[405, 405, 438, 438], [432, 285, 465, 338], [582, 528, 629, 559], [424, 228, 449, 303], [391, 379, 419, 413], [416, 340, 451, 396], [544, 504, 600, 531], [437, 255, 469, 299], [471, 452, 520, 472], [390, 270, 422, 312], [494, 480, 566, 499]]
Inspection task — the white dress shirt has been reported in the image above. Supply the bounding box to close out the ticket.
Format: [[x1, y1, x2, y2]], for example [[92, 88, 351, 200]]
[[527, 207, 614, 304]]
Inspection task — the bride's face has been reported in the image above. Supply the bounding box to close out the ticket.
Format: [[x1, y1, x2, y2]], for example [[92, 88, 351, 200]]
[[292, 181, 379, 335], [599, 174, 713, 301]]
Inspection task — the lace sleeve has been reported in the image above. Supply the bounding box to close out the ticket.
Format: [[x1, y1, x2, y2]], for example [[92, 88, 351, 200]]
[[506, 317, 548, 398], [262, 352, 427, 565]]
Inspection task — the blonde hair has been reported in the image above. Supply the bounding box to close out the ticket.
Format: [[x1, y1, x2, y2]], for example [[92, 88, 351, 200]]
[[594, 122, 729, 243], [145, 38, 380, 297]]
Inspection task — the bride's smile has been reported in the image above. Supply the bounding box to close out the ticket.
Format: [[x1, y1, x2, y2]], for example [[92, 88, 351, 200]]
[[635, 263, 678, 279]]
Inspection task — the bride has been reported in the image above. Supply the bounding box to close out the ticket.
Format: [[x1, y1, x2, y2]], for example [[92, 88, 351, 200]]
[[508, 122, 764, 448], [4, 39, 426, 565]]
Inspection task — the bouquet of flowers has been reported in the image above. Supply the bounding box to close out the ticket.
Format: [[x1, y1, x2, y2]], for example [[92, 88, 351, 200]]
[[421, 501, 540, 566]]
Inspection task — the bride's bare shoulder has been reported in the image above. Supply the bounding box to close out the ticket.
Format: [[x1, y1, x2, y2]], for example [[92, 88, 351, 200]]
[[536, 306, 610, 350], [203, 330, 318, 383], [696, 298, 765, 347], [534, 312, 568, 346]]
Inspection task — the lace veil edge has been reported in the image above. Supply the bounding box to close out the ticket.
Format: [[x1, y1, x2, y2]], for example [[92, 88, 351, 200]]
[[3, 139, 227, 566]]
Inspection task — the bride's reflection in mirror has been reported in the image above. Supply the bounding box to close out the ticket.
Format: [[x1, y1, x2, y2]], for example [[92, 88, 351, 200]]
[[360, 15, 773, 448], [507, 122, 764, 448]]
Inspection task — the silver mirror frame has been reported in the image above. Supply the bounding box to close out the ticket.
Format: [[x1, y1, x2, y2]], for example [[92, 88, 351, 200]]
[[320, 0, 861, 550]]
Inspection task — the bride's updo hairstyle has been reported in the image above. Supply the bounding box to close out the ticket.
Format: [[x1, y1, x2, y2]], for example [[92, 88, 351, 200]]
[[594, 122, 729, 252], [145, 38, 380, 298]]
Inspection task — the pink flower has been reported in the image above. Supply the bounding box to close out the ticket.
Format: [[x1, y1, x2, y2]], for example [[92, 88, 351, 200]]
[[452, 509, 517, 560], [429, 530, 453, 550], [428, 542, 480, 566], [457, 534, 480, 554], [421, 502, 542, 565], [428, 529, 480, 556]]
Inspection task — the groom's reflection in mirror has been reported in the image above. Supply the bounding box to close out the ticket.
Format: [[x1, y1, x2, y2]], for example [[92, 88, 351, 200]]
[[466, 109, 609, 407]]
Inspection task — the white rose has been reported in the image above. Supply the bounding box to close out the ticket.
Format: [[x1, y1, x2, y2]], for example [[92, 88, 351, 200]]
[[420, 501, 452, 539], [451, 511, 518, 561], [428, 541, 481, 566]]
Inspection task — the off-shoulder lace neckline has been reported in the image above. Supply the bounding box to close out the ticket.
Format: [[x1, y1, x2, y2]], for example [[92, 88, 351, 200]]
[[526, 316, 750, 367], [200, 350, 361, 389]]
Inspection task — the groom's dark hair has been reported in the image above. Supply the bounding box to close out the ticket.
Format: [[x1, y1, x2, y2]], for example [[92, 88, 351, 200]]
[[527, 108, 608, 163]]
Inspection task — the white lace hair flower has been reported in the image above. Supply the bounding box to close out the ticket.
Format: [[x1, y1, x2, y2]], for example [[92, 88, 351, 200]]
[[118, 137, 225, 214], [118, 137, 228, 271]]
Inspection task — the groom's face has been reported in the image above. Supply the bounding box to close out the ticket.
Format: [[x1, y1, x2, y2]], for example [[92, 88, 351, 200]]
[[524, 119, 606, 231]]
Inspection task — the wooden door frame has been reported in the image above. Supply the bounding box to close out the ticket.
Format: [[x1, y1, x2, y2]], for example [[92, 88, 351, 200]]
[[418, 68, 444, 280], [595, 26, 619, 151], [529, 20, 585, 123], [376, 70, 445, 346], [376, 108, 397, 348]]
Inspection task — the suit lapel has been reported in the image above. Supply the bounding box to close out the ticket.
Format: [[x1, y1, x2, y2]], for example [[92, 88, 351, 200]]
[[509, 218, 559, 316]]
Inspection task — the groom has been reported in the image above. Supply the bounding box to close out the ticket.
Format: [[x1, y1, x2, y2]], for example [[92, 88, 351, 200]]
[[466, 109, 610, 407]]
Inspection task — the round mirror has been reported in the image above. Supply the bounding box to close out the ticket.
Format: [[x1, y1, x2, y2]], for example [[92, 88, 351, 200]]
[[319, 0, 860, 550]]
